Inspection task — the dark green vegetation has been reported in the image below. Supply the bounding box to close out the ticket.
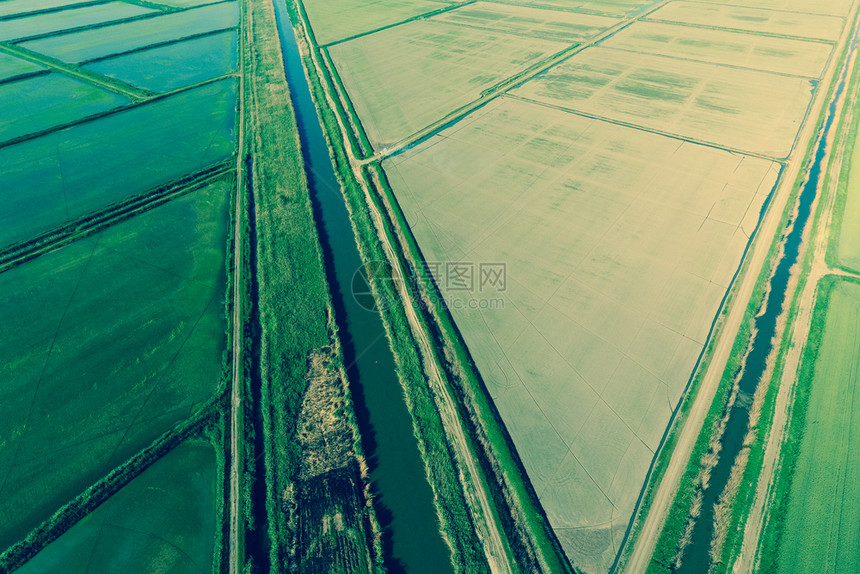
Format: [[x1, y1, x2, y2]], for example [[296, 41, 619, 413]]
[[242, 0, 382, 571], [86, 31, 238, 92], [0, 180, 230, 549], [15, 439, 219, 574]]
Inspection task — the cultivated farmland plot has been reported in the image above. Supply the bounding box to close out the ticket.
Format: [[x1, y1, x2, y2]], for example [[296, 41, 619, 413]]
[[0, 79, 236, 248], [431, 2, 620, 44], [837, 124, 860, 272], [0, 73, 129, 144], [0, 181, 229, 548], [85, 30, 239, 93], [20, 1, 239, 63], [645, 1, 844, 41], [599, 20, 833, 78], [302, 0, 456, 45], [0, 2, 156, 42], [512, 47, 815, 158], [0, 0, 97, 18], [384, 96, 779, 572], [329, 10, 615, 148], [694, 0, 853, 17], [0, 53, 43, 83], [15, 440, 218, 574]]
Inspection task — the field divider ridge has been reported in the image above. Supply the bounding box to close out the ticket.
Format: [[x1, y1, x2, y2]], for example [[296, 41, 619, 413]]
[[0, 42, 152, 100]]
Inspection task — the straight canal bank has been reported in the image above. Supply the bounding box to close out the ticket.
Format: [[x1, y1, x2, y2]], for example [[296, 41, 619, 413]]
[[269, 1, 456, 572], [675, 15, 860, 574]]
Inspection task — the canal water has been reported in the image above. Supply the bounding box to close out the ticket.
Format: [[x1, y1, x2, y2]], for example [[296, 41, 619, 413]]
[[675, 17, 860, 574], [269, 1, 455, 572]]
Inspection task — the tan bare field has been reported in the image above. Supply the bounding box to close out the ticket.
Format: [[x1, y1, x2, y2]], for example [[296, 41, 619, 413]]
[[384, 97, 778, 573], [512, 47, 815, 158]]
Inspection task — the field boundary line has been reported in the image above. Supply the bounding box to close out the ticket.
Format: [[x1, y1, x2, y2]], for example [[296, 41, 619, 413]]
[[0, 73, 237, 151], [5, 9, 180, 44]]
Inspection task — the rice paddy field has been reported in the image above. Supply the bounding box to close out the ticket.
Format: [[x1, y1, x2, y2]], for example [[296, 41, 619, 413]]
[[0, 0, 239, 569], [645, 2, 844, 41], [0, 180, 229, 549], [304, 0, 850, 570], [15, 440, 218, 574], [763, 278, 860, 574]]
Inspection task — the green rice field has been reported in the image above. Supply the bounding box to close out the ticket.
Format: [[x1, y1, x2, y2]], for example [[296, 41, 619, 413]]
[[767, 278, 860, 573], [0, 2, 155, 42], [0, 180, 229, 549], [21, 2, 239, 63], [0, 74, 128, 144], [0, 53, 44, 83], [0, 78, 236, 248], [85, 31, 238, 93], [16, 440, 218, 574], [0, 0, 242, 571], [0, 0, 97, 18]]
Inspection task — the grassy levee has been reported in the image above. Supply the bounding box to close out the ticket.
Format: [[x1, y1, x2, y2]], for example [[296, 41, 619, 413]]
[[630, 26, 856, 573], [286, 1, 490, 571], [0, 395, 226, 572], [0, 162, 232, 273], [368, 163, 573, 574], [243, 0, 382, 572]]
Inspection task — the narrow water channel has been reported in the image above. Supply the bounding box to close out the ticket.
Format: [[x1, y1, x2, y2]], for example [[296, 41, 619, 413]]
[[675, 18, 860, 573], [269, 2, 455, 572]]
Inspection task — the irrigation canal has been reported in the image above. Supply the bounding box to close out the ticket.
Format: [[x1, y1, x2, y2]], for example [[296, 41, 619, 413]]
[[675, 15, 860, 573], [270, 2, 455, 572]]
